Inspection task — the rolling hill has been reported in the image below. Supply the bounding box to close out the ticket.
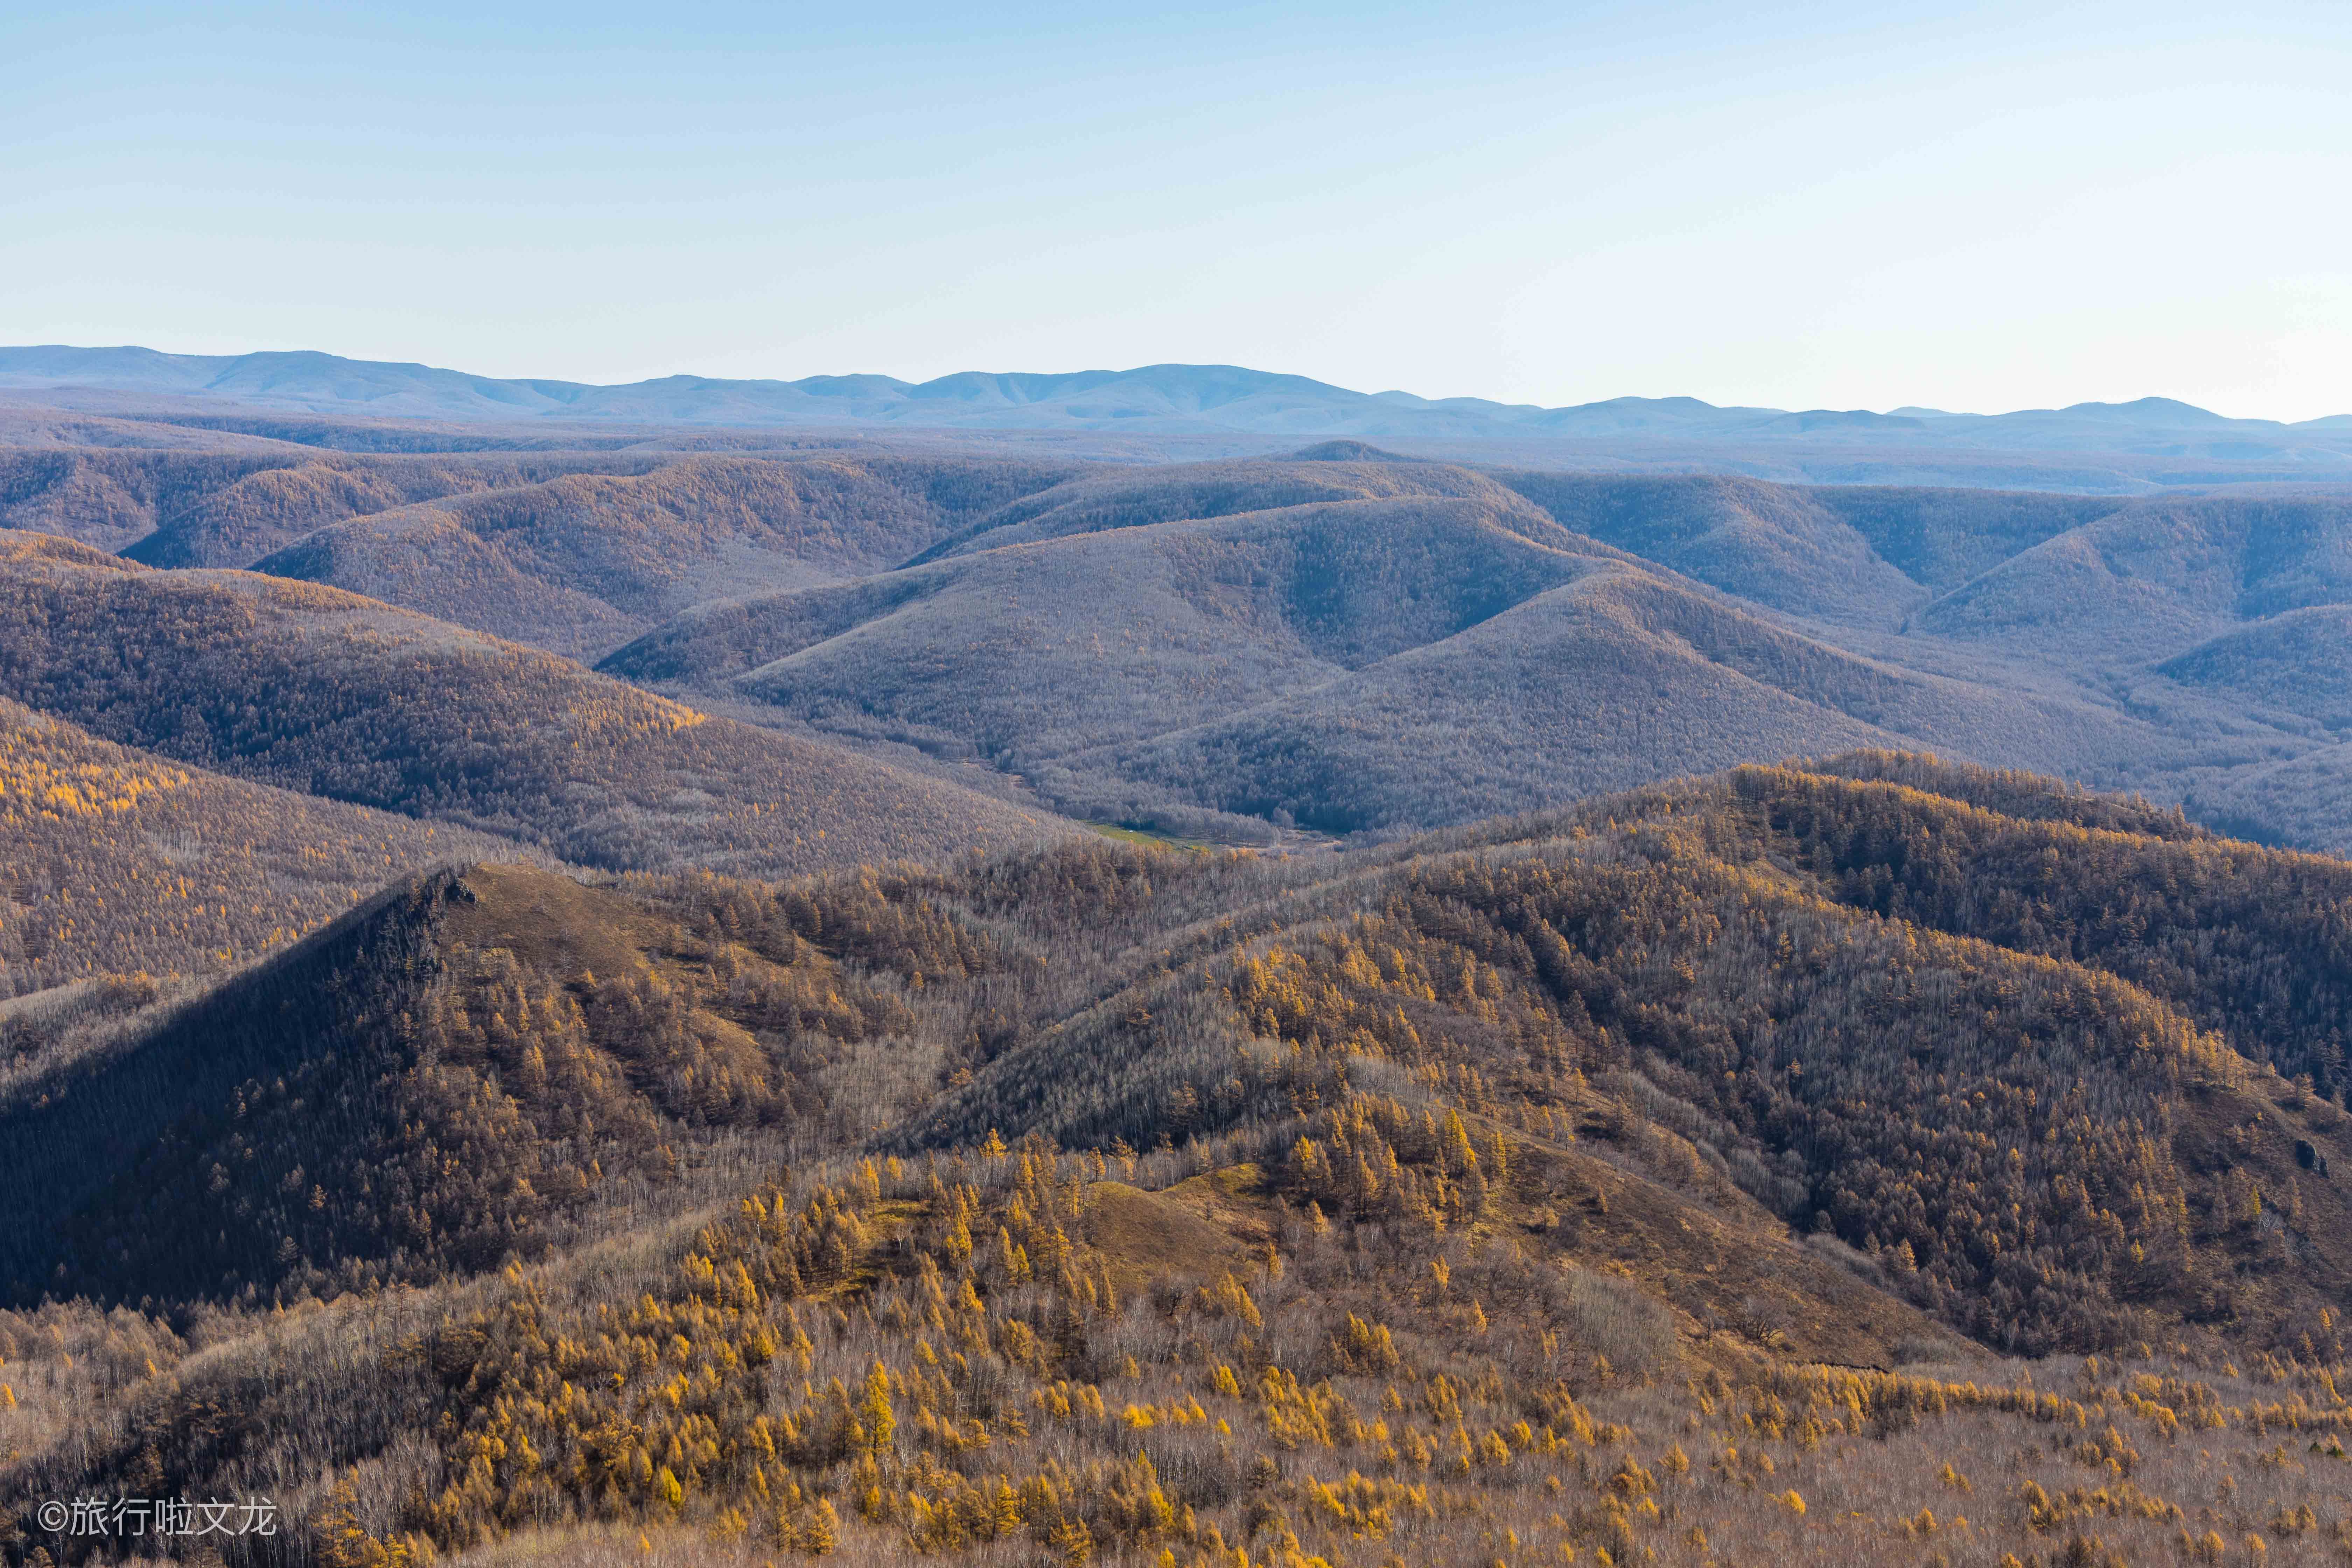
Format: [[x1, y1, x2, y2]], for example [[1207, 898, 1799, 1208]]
[[1091, 567, 2149, 833], [0, 530, 1073, 874], [0, 446, 671, 559], [0, 859, 962, 1304], [584, 451, 2352, 852], [0, 445, 1091, 582], [0, 696, 531, 1001], [612, 490, 1616, 753], [1916, 493, 2352, 661], [8, 757, 2352, 1568], [2157, 604, 2352, 733], [19, 432, 2336, 855], [903, 451, 1569, 564], [1488, 471, 2122, 628], [601, 461, 2184, 838], [249, 452, 1087, 659]]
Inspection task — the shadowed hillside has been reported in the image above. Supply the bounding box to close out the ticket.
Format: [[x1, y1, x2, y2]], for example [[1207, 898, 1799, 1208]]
[[8, 758, 2352, 1568], [0, 530, 1072, 874], [0, 861, 979, 1305]]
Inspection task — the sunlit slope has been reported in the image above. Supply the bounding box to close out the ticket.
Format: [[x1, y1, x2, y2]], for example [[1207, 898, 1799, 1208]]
[[0, 530, 1072, 874], [611, 493, 2161, 834], [254, 453, 1086, 658], [0, 696, 527, 995], [0, 446, 663, 559], [907, 452, 1572, 563]]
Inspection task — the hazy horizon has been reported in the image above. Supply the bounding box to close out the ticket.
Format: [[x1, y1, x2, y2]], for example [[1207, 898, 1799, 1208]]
[[11, 340, 2348, 427], [8, 2, 2349, 420]]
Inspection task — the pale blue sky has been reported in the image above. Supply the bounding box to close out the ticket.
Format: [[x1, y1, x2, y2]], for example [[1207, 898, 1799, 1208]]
[[6, 1, 2349, 419]]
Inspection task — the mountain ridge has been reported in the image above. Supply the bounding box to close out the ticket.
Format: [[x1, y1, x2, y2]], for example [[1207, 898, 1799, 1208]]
[[6, 345, 2348, 452]]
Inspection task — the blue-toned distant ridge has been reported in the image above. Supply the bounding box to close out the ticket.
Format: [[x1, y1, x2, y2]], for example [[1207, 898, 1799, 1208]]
[[3, 346, 2348, 455]]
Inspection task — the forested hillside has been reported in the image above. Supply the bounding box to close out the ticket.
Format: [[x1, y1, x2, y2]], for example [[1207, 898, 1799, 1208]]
[[1488, 471, 2118, 627], [0, 448, 664, 559], [0, 530, 1072, 874], [612, 492, 1622, 755], [1917, 493, 2352, 662], [904, 453, 1572, 564], [0, 862, 959, 1304], [0, 696, 526, 997], [252, 453, 1087, 658], [604, 477, 2164, 838], [13, 433, 2346, 852], [9, 757, 2352, 1567], [588, 452, 2352, 853], [0, 446, 1088, 607]]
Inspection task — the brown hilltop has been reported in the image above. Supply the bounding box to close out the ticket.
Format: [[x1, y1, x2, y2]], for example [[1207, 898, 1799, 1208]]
[[0, 528, 1074, 875], [252, 452, 1089, 659]]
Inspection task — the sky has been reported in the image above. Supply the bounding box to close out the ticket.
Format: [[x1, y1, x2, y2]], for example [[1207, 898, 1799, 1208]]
[[5, 1, 2350, 420]]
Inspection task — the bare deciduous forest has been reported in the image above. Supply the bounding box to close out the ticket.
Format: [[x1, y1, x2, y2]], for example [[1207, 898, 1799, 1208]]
[[10, 441, 2350, 851], [0, 695, 529, 1000], [0, 531, 1070, 877], [2, 422, 2351, 1567], [9, 757, 2352, 1567]]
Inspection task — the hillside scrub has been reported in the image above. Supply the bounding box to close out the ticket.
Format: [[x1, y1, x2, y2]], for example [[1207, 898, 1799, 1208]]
[[9, 757, 2352, 1564]]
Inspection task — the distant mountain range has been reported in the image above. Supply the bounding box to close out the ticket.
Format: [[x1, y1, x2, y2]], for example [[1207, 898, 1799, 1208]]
[[5, 344, 2349, 458]]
